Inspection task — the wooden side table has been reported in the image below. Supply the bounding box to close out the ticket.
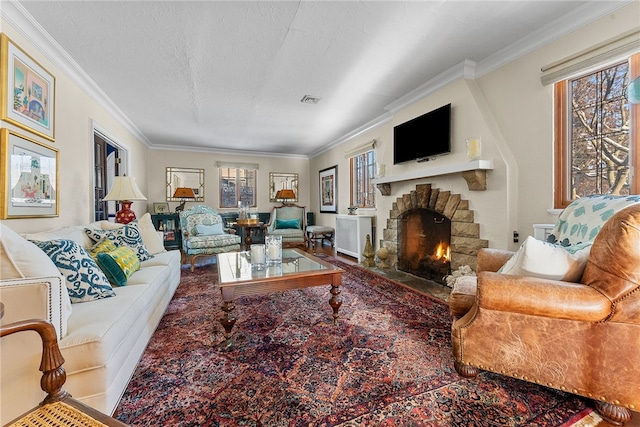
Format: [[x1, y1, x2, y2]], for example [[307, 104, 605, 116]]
[[235, 219, 264, 250]]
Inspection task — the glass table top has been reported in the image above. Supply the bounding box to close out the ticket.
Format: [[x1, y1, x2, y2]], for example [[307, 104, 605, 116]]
[[217, 249, 337, 283]]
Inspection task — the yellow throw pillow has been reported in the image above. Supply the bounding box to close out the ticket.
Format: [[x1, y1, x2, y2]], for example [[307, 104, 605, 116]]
[[88, 238, 118, 260], [96, 246, 141, 286]]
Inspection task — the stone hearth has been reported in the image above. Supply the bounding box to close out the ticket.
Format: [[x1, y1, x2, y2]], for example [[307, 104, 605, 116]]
[[379, 183, 488, 274]]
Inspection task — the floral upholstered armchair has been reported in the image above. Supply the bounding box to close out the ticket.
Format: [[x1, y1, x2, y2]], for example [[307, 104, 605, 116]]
[[180, 205, 241, 271], [264, 204, 307, 248], [449, 195, 640, 425]]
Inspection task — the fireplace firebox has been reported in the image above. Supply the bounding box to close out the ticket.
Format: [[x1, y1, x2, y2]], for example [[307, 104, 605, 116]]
[[397, 208, 451, 283]]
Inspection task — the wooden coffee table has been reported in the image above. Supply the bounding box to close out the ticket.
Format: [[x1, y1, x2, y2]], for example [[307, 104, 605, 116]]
[[216, 249, 344, 346]]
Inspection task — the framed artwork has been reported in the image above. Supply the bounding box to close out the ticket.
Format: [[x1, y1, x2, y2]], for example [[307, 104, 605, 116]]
[[319, 165, 337, 213], [153, 202, 170, 214], [269, 172, 298, 202], [0, 128, 59, 218], [1, 33, 56, 141]]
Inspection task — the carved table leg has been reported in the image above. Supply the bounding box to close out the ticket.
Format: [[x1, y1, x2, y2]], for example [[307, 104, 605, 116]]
[[329, 284, 342, 325], [244, 226, 253, 250], [219, 300, 237, 348]]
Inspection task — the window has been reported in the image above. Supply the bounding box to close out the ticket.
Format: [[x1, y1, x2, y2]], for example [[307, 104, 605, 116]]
[[350, 150, 376, 209], [554, 53, 639, 208], [219, 167, 256, 208]]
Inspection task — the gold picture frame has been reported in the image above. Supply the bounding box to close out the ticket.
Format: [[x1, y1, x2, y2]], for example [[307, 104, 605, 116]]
[[166, 167, 204, 202], [1, 33, 56, 141], [269, 172, 298, 202], [0, 128, 59, 218]]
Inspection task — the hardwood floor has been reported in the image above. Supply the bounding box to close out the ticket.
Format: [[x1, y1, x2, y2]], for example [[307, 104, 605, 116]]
[[304, 244, 639, 427]]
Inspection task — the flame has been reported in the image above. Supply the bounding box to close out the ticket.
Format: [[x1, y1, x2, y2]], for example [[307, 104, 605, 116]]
[[433, 241, 451, 263]]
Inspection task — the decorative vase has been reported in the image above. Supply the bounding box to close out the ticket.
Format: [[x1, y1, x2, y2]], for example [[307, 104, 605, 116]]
[[116, 201, 136, 224]]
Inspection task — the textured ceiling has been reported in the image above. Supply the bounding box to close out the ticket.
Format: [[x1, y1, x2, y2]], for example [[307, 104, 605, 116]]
[[15, 1, 628, 157]]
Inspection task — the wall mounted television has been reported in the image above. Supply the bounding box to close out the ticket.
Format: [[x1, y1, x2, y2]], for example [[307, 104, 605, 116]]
[[393, 103, 451, 164]]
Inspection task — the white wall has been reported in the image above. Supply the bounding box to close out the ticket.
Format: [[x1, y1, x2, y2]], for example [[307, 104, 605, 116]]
[[2, 2, 637, 243], [0, 17, 149, 235], [147, 149, 309, 214], [310, 2, 639, 252]]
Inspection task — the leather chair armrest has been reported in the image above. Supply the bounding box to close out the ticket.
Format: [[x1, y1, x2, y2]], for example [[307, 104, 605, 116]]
[[477, 248, 515, 272], [477, 271, 611, 322]]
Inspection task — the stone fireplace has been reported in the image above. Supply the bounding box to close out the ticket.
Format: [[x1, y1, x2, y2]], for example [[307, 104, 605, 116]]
[[379, 183, 488, 281]]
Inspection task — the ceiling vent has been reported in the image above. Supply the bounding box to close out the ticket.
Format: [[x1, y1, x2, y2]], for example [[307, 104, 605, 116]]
[[300, 95, 322, 104]]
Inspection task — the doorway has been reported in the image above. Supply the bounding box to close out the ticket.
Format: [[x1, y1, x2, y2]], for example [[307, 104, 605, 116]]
[[93, 125, 125, 222]]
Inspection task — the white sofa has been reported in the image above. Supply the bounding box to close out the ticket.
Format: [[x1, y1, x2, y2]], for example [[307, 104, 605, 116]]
[[0, 213, 181, 424]]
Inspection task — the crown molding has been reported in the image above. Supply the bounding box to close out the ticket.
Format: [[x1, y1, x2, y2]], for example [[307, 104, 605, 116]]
[[1, 0, 152, 147], [2, 0, 632, 158], [308, 113, 392, 159], [474, 0, 634, 78]]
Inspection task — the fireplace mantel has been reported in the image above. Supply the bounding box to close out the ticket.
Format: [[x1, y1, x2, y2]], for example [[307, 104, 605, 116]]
[[372, 159, 493, 194]]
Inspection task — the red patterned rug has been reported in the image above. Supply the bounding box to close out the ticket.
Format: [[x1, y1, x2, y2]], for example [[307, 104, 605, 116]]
[[116, 256, 597, 426]]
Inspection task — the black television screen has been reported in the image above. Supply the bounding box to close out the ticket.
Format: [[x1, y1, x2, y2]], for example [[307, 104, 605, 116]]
[[393, 103, 451, 164]]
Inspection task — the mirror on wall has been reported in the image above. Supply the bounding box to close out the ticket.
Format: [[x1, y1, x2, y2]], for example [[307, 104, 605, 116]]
[[269, 172, 299, 202], [166, 167, 205, 202]]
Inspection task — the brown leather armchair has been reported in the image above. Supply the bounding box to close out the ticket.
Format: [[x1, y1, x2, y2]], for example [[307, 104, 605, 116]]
[[450, 204, 640, 425]]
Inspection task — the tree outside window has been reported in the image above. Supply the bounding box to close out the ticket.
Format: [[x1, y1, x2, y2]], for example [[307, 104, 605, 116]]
[[219, 167, 256, 208], [554, 53, 638, 208], [350, 150, 376, 209]]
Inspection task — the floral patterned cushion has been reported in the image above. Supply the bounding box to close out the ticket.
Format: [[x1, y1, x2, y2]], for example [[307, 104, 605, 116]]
[[547, 195, 640, 246]]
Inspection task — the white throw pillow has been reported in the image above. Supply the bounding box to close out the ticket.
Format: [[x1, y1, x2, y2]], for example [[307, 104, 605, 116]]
[[499, 236, 592, 282], [0, 223, 72, 338], [137, 213, 166, 255]]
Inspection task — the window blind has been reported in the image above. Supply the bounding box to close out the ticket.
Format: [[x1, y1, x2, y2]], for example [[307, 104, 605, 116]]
[[540, 28, 640, 86], [344, 139, 376, 159], [215, 161, 259, 170]]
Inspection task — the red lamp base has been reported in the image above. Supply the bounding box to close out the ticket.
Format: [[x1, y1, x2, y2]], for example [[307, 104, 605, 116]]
[[115, 201, 137, 224]]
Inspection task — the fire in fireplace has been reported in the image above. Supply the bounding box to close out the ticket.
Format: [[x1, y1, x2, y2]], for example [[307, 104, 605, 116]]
[[397, 208, 451, 283]]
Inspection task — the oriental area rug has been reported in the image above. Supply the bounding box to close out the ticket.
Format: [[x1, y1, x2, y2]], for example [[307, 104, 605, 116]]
[[116, 256, 600, 426]]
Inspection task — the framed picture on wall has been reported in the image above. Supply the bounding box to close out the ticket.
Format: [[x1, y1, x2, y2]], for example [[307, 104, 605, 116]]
[[319, 165, 337, 213], [0, 128, 59, 218], [153, 202, 170, 214], [1, 33, 56, 141]]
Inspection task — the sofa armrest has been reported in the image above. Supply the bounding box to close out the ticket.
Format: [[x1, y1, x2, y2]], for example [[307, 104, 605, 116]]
[[476, 248, 514, 272], [477, 271, 611, 322], [0, 276, 70, 340]]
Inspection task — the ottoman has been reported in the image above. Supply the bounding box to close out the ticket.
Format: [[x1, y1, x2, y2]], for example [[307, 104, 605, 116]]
[[306, 226, 335, 248]]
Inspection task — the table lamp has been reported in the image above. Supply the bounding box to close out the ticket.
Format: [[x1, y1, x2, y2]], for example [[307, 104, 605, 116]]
[[103, 176, 147, 224], [275, 189, 296, 205], [173, 187, 196, 212]]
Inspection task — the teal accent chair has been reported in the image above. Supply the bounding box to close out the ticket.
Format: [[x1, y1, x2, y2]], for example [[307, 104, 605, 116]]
[[264, 204, 307, 248], [180, 205, 241, 271]]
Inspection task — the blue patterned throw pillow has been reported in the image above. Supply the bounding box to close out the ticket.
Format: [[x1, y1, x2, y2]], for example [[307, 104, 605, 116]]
[[32, 239, 115, 303], [84, 222, 153, 262]]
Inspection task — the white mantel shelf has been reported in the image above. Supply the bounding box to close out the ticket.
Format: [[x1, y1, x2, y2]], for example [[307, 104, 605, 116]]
[[372, 159, 493, 193]]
